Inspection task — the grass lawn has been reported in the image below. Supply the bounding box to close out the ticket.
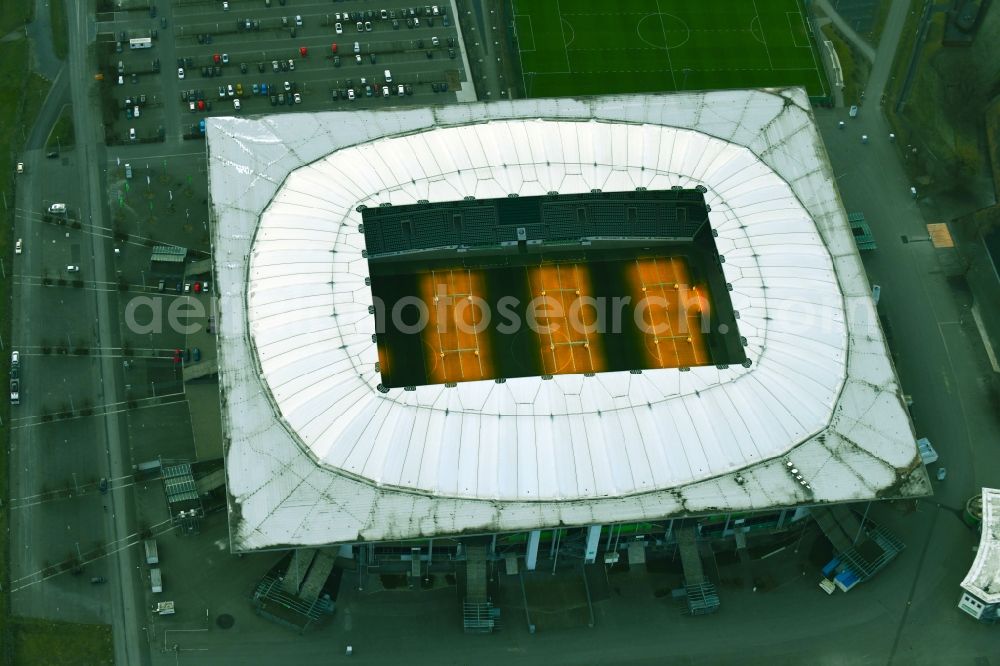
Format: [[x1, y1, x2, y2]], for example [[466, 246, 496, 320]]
[[50, 0, 69, 60], [0, 0, 31, 37], [512, 0, 828, 97], [46, 104, 76, 151], [821, 22, 867, 107], [10, 618, 114, 665]]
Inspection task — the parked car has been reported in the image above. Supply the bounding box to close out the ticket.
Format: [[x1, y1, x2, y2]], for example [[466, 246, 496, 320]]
[[15, 239, 22, 254], [177, 67, 185, 79]]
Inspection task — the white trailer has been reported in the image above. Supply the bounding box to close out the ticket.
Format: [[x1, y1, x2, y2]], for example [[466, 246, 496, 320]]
[[144, 538, 159, 565], [150, 567, 162, 593]]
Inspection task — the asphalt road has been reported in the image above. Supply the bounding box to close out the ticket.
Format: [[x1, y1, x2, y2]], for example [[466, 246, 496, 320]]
[[67, 2, 144, 664]]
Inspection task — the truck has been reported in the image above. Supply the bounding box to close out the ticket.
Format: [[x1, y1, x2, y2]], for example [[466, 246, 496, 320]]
[[153, 601, 175, 615], [150, 567, 163, 593], [144, 538, 159, 565]]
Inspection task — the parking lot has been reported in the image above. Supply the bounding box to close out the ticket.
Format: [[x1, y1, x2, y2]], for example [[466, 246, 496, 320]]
[[101, 0, 470, 144]]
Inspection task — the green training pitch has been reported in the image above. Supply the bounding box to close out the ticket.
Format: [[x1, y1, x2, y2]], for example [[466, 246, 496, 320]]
[[512, 0, 828, 98]]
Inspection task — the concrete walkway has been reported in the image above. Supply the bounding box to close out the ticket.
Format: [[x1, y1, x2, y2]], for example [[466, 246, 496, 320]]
[[26, 0, 64, 79], [813, 0, 878, 62], [866, 0, 915, 100]]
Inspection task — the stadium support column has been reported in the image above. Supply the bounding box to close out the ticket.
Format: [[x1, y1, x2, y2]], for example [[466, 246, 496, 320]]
[[526, 530, 541, 571], [584, 525, 602, 564]]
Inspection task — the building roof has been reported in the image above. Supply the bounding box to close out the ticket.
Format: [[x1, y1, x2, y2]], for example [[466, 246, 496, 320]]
[[361, 189, 709, 255], [961, 487, 1000, 603], [208, 89, 930, 550]]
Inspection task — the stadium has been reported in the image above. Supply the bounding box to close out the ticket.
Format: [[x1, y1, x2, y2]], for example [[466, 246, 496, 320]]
[[207, 89, 928, 583]]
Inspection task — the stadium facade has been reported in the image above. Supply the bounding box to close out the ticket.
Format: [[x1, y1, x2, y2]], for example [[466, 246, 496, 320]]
[[207, 89, 930, 555]]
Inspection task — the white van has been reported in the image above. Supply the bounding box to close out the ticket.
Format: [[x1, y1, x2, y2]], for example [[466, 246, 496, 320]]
[[48, 202, 67, 214], [384, 69, 392, 82]]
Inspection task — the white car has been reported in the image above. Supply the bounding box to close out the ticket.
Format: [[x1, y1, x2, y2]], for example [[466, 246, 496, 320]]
[[222, 53, 229, 64], [431, 36, 439, 46], [177, 67, 184, 79], [293, 92, 301, 103], [16, 162, 24, 174], [365, 21, 372, 31], [129, 127, 136, 141], [233, 99, 241, 111], [283, 80, 291, 91], [189, 101, 195, 112], [222, 1, 229, 9], [66, 265, 80, 272], [397, 84, 404, 96], [347, 88, 355, 100], [355, 54, 361, 64], [118, 75, 124, 85], [15, 239, 22, 254], [134, 105, 140, 118], [335, 22, 342, 34], [295, 15, 302, 26], [227, 84, 234, 97], [48, 203, 66, 214], [288, 59, 295, 71], [382, 86, 389, 98], [11, 351, 19, 364]]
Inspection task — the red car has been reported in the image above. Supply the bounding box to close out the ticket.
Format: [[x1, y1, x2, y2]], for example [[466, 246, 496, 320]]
[[172, 349, 182, 364], [299, 46, 308, 57], [330, 43, 337, 53], [213, 53, 221, 64], [197, 100, 205, 111], [193, 281, 202, 293]]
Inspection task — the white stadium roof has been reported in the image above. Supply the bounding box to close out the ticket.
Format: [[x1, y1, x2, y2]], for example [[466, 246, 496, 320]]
[[208, 89, 930, 550], [961, 487, 1000, 604]]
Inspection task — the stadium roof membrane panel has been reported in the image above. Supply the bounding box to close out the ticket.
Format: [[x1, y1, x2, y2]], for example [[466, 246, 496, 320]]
[[208, 90, 930, 550]]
